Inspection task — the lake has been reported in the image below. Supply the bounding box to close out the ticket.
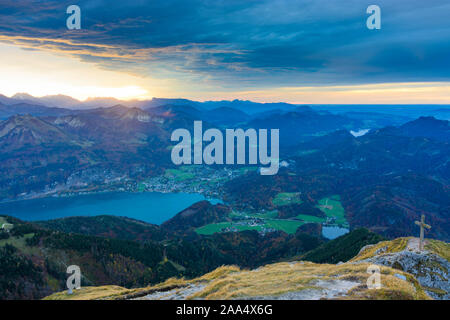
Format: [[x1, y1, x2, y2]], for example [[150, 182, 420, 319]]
[[322, 226, 349, 239], [0, 192, 221, 225]]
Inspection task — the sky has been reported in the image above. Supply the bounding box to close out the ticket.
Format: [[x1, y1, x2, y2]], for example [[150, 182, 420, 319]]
[[0, 0, 449, 103]]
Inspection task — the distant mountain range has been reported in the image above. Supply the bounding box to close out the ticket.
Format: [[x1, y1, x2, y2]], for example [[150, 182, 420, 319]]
[[1, 93, 449, 120], [0, 93, 449, 300], [0, 93, 305, 114], [0, 103, 372, 199], [0, 94, 449, 242]]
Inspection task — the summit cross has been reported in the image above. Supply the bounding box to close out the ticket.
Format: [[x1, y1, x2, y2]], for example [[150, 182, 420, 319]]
[[414, 214, 431, 251]]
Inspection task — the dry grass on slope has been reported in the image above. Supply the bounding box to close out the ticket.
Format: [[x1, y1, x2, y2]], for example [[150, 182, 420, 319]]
[[44, 265, 242, 300], [44, 261, 429, 300], [425, 240, 450, 262], [43, 286, 130, 300], [46, 237, 448, 301], [351, 237, 409, 262], [189, 261, 429, 300]]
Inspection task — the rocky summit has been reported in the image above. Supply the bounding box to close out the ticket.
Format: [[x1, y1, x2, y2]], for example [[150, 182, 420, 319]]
[[352, 237, 449, 300]]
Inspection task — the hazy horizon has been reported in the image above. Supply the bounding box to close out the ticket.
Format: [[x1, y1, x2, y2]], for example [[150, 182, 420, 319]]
[[1, 1, 449, 104], [2, 91, 450, 107]]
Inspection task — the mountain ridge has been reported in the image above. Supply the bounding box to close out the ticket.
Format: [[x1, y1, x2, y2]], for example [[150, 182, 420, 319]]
[[44, 237, 449, 300]]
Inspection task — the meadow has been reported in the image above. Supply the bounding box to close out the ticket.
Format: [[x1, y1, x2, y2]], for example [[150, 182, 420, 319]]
[[196, 194, 349, 236]]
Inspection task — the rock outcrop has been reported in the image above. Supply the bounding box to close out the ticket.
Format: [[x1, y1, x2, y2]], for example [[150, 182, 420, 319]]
[[352, 237, 449, 300]]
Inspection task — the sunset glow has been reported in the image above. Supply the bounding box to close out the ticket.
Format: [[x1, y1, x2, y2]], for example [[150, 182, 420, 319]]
[[0, 0, 449, 104]]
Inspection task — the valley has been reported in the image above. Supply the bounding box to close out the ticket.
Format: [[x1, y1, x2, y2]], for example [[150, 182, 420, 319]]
[[0, 101, 448, 241], [1, 0, 450, 303], [195, 194, 349, 238], [0, 96, 448, 300]]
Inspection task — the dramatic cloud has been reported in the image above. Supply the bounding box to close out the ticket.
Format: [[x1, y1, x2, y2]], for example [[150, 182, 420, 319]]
[[1, 0, 449, 91]]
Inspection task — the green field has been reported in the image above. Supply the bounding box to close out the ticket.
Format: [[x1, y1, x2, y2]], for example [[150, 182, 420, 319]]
[[263, 219, 304, 234], [0, 233, 38, 254], [315, 195, 348, 227], [196, 222, 263, 235], [195, 218, 304, 235], [254, 210, 279, 219], [236, 210, 279, 219], [295, 214, 325, 223], [196, 194, 347, 236], [272, 192, 302, 207], [164, 167, 195, 181], [291, 195, 348, 227]]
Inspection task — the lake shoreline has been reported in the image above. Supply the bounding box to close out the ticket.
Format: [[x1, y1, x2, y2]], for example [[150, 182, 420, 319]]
[[0, 191, 222, 225], [0, 184, 224, 206]]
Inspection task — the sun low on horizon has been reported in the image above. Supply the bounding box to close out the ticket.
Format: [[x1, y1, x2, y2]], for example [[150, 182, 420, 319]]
[[0, 0, 449, 104], [0, 43, 155, 101], [0, 0, 450, 305]]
